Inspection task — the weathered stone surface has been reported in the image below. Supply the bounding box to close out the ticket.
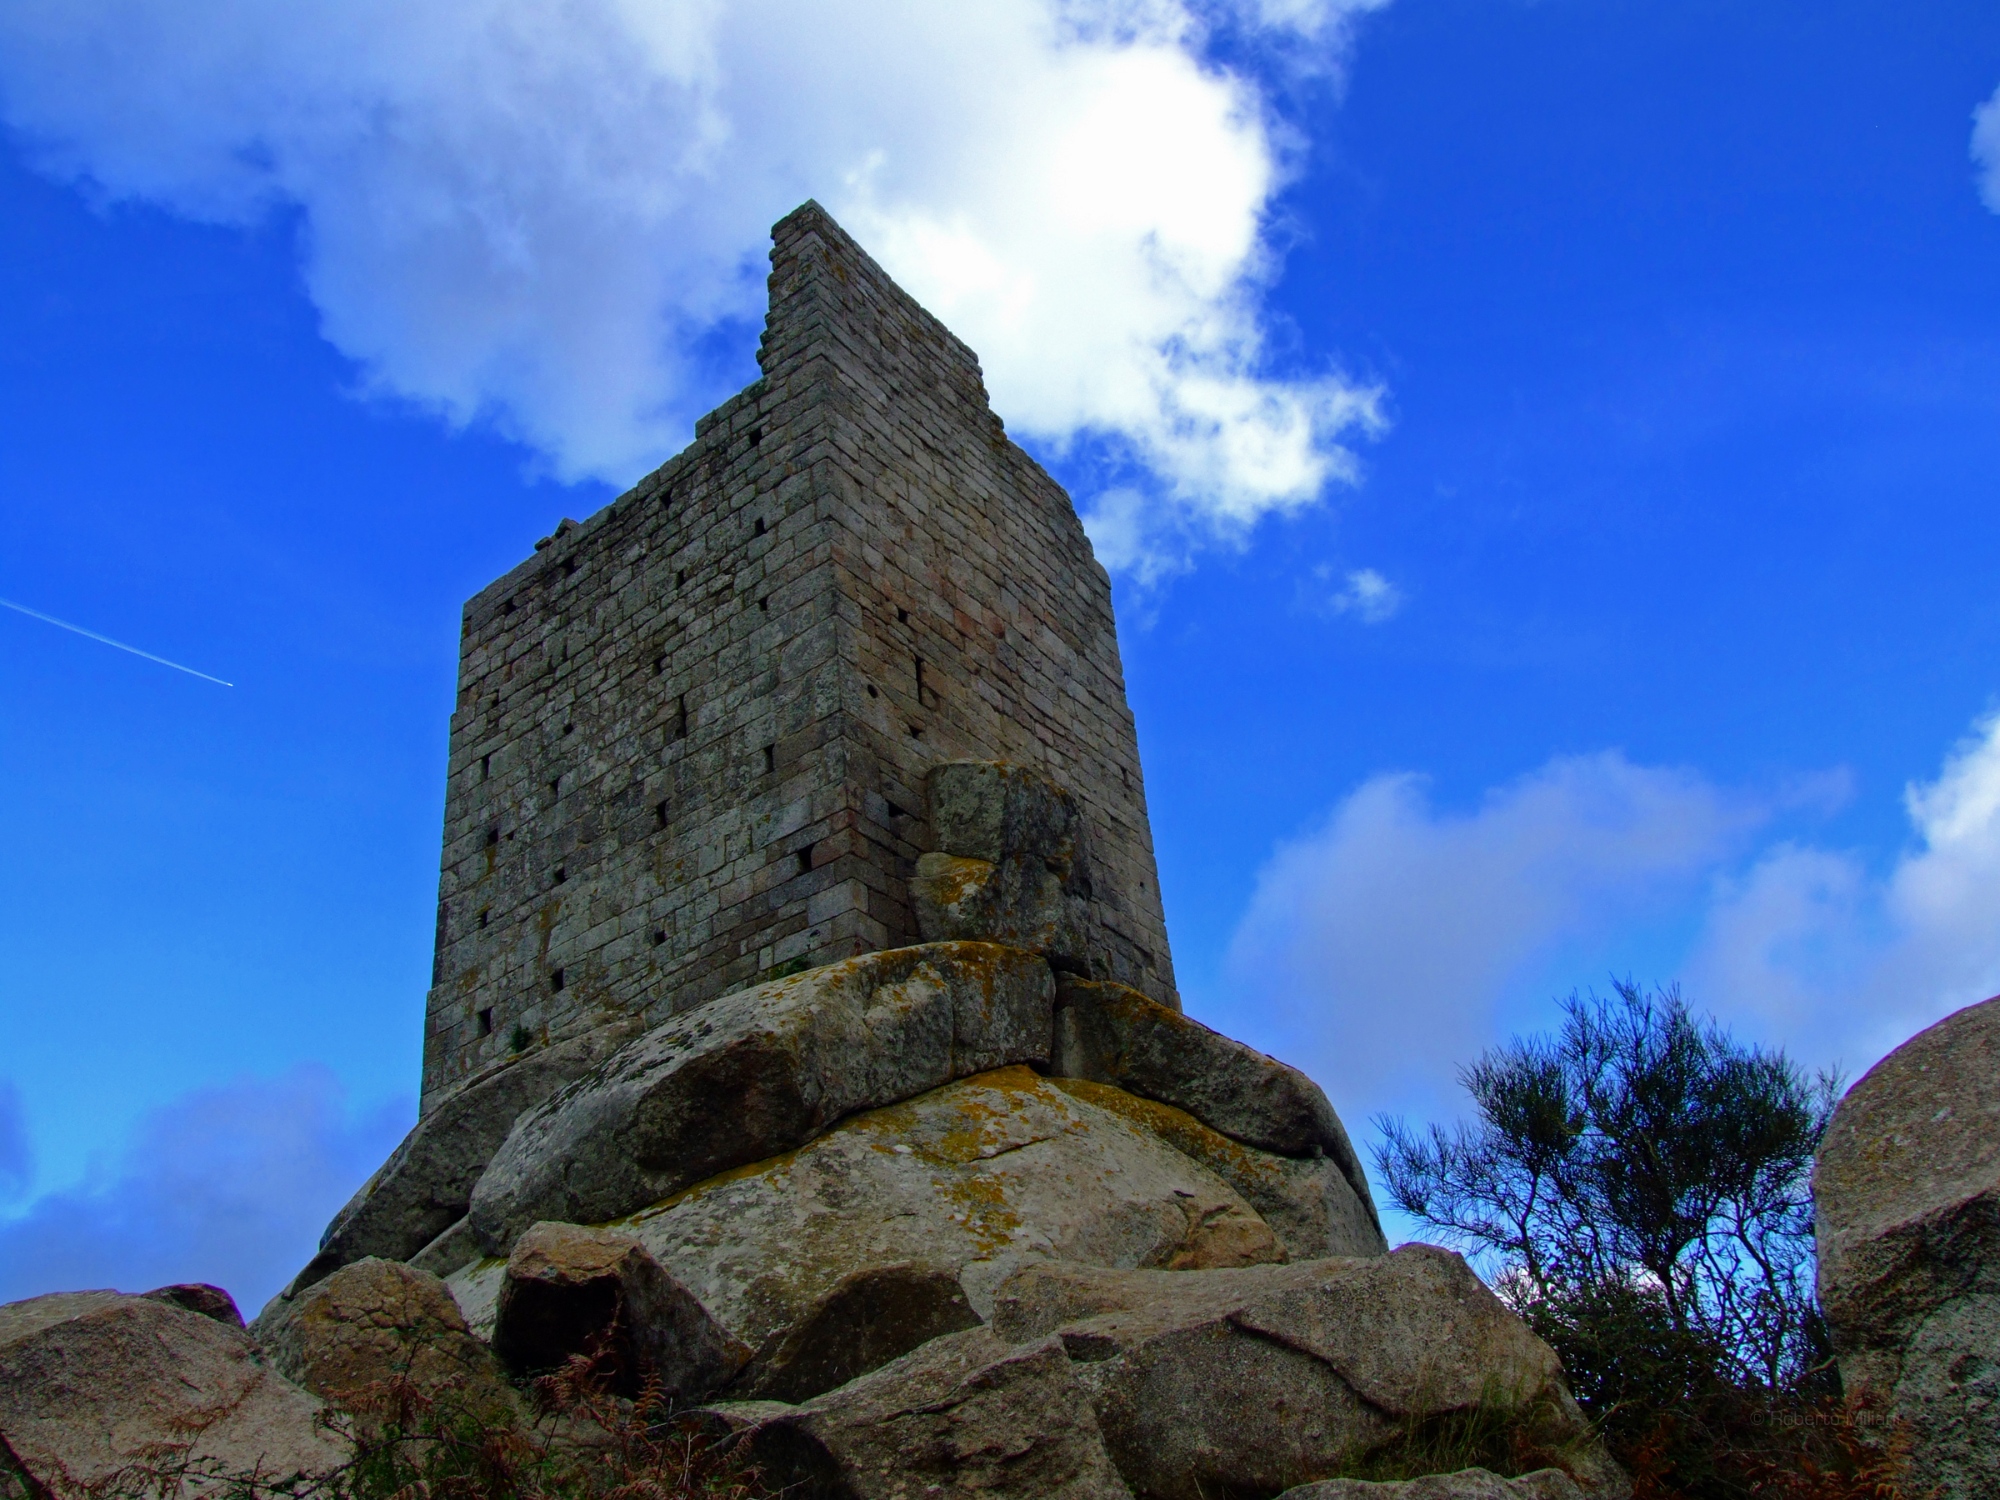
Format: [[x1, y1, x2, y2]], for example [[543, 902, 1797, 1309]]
[[298, 1019, 643, 1291], [0, 1290, 349, 1495], [446, 1066, 1281, 1391], [467, 942, 1054, 1254], [141, 1283, 243, 1327], [619, 1066, 1279, 1359], [1052, 976, 1379, 1233], [929, 761, 1085, 871], [913, 851, 1088, 967], [249, 1258, 515, 1424], [726, 1326, 1134, 1500], [741, 1260, 982, 1404], [1815, 992, 2000, 1495], [1281, 1469, 1587, 1500], [989, 1248, 1624, 1500], [493, 1222, 749, 1400], [1049, 1076, 1386, 1260]]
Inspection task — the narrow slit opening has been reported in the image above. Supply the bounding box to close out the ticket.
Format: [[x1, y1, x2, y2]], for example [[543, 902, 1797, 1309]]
[[477, 1008, 494, 1036], [763, 743, 776, 775], [796, 845, 813, 875], [550, 968, 565, 992]]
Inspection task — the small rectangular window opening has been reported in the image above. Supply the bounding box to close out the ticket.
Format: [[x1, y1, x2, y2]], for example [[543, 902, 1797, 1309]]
[[896, 607, 909, 624], [554, 866, 568, 885], [652, 929, 667, 947], [676, 569, 687, 588], [549, 778, 560, 801], [754, 517, 766, 536], [749, 427, 763, 446], [796, 845, 813, 875], [477, 1007, 494, 1036], [486, 826, 501, 847], [503, 599, 516, 615], [477, 908, 490, 929], [759, 596, 769, 612], [907, 724, 922, 739], [563, 558, 577, 577], [562, 722, 575, 736], [654, 653, 667, 676], [480, 753, 491, 780], [914, 656, 926, 700], [763, 743, 776, 775], [550, 968, 566, 993], [655, 799, 669, 829], [675, 693, 689, 739]]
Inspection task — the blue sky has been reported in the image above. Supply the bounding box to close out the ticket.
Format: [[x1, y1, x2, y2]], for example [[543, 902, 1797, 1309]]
[[3, 0, 1999, 1309]]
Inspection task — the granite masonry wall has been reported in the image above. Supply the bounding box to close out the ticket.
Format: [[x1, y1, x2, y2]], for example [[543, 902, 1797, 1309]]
[[421, 202, 1175, 1111]]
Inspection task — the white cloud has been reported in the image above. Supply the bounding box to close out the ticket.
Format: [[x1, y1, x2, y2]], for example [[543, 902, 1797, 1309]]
[[0, 1068, 409, 1315], [1689, 709, 2000, 1074], [1974, 83, 2000, 213], [0, 0, 1388, 569], [1315, 564, 1403, 622], [1226, 753, 1756, 1115]]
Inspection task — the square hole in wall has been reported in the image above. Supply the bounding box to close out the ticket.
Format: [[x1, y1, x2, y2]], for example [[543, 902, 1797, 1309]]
[[749, 427, 762, 446], [551, 968, 566, 992], [897, 607, 909, 624], [907, 725, 922, 739], [486, 826, 501, 847], [554, 866, 568, 885], [477, 1007, 494, 1036], [652, 929, 666, 946], [562, 722, 575, 737]]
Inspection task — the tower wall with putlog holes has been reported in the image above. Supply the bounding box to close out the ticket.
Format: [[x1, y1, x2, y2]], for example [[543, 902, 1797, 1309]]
[[420, 201, 1176, 1112]]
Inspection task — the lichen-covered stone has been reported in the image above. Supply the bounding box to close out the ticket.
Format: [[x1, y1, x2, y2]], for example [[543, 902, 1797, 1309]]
[[1047, 1076, 1385, 1260], [493, 1222, 748, 1400], [297, 1018, 643, 1291], [989, 1248, 1625, 1500], [0, 1290, 350, 1495], [468, 942, 1053, 1254], [724, 1327, 1134, 1500], [445, 1066, 1282, 1396], [913, 850, 1089, 968], [1052, 976, 1379, 1237], [249, 1258, 515, 1426], [1815, 992, 2000, 1495]]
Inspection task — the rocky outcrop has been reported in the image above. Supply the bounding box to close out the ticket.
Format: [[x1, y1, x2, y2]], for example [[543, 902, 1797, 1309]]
[[0, 1290, 349, 1496], [1281, 1471, 1587, 1500], [1052, 976, 1381, 1244], [1814, 992, 2000, 1496], [988, 1249, 1624, 1500], [719, 1327, 1135, 1500], [467, 942, 1053, 1253], [140, 1283, 243, 1326], [296, 1018, 644, 1291], [447, 1066, 1282, 1389], [248, 1258, 515, 1425], [492, 1222, 749, 1399]]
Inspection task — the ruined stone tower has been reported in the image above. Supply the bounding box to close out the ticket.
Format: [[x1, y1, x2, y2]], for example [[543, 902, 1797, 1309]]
[[421, 203, 1176, 1111]]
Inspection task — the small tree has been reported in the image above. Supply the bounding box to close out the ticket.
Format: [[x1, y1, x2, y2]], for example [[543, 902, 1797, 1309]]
[[1375, 983, 1838, 1412]]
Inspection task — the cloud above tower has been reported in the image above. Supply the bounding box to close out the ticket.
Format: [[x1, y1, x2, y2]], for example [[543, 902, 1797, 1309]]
[[0, 0, 1388, 570]]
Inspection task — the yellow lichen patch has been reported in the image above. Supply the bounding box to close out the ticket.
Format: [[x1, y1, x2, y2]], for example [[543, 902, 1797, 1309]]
[[1049, 1076, 1286, 1194]]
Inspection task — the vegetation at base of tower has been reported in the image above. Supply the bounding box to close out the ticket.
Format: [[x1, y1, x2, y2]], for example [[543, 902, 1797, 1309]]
[[46, 1346, 770, 1500], [1375, 982, 1908, 1498]]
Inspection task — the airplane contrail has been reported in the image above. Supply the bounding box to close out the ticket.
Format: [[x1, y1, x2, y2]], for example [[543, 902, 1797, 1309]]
[[0, 596, 234, 687]]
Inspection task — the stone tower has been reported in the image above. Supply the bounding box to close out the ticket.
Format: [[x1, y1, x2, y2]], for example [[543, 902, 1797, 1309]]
[[421, 203, 1176, 1111]]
